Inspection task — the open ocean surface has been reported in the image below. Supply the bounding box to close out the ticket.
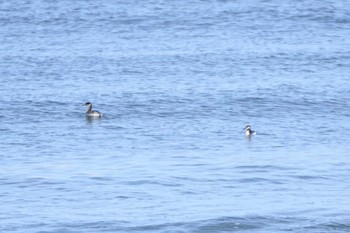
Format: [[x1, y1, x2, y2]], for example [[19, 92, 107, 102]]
[[1, 0, 350, 232]]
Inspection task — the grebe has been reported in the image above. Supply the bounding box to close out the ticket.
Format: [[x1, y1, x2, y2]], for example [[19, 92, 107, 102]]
[[244, 125, 256, 136], [84, 102, 102, 117]]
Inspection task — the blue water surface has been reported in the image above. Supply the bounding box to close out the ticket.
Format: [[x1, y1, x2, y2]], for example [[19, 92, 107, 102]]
[[1, 0, 350, 232]]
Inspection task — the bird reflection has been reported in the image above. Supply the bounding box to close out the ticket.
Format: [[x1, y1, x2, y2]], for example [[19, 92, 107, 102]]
[[85, 115, 102, 123]]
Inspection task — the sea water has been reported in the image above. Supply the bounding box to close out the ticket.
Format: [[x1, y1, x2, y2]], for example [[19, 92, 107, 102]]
[[1, 0, 350, 232]]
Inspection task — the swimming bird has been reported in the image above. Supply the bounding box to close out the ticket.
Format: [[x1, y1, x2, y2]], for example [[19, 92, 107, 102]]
[[244, 125, 256, 136], [84, 102, 102, 117]]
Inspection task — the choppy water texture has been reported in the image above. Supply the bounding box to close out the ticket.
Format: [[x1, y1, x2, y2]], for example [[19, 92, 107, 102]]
[[1, 0, 350, 232]]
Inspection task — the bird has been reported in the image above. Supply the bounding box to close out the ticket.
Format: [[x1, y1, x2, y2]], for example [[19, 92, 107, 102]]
[[84, 102, 102, 117], [244, 125, 256, 136]]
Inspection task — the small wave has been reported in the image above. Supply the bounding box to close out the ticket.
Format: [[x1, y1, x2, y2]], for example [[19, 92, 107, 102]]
[[16, 216, 349, 233]]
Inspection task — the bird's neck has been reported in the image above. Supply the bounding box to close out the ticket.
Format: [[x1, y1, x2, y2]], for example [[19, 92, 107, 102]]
[[86, 105, 92, 112]]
